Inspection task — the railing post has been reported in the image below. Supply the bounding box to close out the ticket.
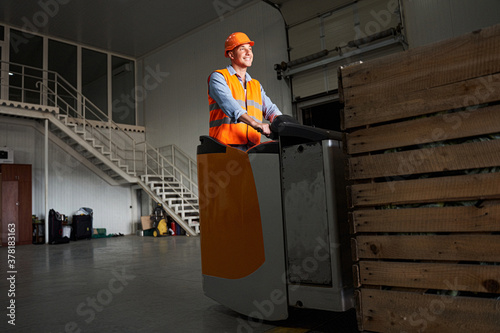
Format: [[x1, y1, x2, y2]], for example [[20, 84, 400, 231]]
[[189, 160, 193, 193], [41, 68, 48, 106], [21, 66, 25, 103], [133, 139, 136, 176], [82, 98, 85, 121], [108, 126, 112, 156], [54, 74, 58, 108], [180, 176, 185, 218], [144, 144, 148, 177], [157, 149, 160, 175], [171, 145, 175, 170], [38, 82, 43, 105]]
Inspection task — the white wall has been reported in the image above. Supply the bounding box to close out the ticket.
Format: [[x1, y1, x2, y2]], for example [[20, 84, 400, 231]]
[[402, 0, 500, 48], [0, 117, 137, 235], [140, 1, 291, 159]]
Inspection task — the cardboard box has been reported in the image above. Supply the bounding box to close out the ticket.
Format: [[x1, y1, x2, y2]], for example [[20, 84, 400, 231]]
[[141, 216, 153, 230]]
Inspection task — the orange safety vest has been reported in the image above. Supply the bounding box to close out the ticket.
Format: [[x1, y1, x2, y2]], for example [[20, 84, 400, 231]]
[[208, 69, 263, 146]]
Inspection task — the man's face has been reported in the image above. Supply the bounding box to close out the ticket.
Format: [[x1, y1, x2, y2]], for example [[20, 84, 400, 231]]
[[229, 43, 253, 68]]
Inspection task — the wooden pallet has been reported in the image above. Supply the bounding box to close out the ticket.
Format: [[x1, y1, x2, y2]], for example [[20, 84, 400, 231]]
[[339, 23, 500, 333]]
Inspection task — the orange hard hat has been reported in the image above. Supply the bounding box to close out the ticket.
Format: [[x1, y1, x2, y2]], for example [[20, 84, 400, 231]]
[[224, 32, 254, 57]]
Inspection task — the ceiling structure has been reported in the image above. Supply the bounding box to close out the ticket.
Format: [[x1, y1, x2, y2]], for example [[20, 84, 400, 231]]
[[0, 0, 256, 58], [0, 0, 353, 58]]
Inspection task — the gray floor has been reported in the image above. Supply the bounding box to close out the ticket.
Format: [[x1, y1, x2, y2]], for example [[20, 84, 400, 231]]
[[0, 235, 358, 333]]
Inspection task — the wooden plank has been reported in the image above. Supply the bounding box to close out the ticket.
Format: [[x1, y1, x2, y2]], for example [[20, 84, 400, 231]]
[[345, 103, 500, 155], [355, 234, 500, 261], [359, 261, 500, 294], [350, 172, 500, 207], [354, 290, 363, 332], [358, 288, 500, 333], [343, 72, 500, 130], [348, 139, 500, 180], [340, 24, 500, 109], [353, 264, 361, 288], [343, 70, 500, 117], [351, 204, 500, 233]]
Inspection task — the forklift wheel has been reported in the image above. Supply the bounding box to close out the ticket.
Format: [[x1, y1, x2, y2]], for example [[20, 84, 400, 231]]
[[153, 228, 160, 237]]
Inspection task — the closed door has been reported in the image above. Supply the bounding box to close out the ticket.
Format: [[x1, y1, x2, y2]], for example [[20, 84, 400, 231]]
[[2, 180, 19, 245]]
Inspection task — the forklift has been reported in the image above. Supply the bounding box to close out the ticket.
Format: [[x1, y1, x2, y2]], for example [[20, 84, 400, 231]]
[[197, 115, 354, 321]]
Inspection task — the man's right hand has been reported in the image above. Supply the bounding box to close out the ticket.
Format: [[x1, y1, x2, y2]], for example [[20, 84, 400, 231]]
[[255, 123, 271, 137], [238, 113, 272, 137]]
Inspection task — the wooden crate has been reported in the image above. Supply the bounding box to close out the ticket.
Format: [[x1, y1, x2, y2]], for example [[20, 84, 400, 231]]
[[339, 23, 500, 333]]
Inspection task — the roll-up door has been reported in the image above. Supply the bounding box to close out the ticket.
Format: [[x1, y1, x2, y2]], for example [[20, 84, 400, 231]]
[[268, 0, 406, 120]]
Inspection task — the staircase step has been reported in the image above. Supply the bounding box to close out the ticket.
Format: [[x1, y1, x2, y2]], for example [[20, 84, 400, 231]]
[[166, 199, 198, 205], [74, 128, 85, 134], [171, 204, 198, 212], [153, 186, 183, 194], [187, 220, 200, 227], [148, 179, 177, 185]]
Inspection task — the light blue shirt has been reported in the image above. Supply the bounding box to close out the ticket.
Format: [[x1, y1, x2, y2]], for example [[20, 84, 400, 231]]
[[208, 65, 282, 124]]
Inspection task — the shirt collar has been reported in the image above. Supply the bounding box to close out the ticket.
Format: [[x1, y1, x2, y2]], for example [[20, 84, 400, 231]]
[[227, 65, 252, 82]]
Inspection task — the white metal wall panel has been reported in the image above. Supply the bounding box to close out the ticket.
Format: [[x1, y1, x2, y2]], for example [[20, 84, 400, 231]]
[[278, 0, 355, 27], [288, 19, 320, 64], [292, 66, 338, 99], [287, 0, 403, 99], [141, 1, 291, 159], [402, 0, 500, 48], [354, 0, 400, 38], [323, 8, 360, 52]]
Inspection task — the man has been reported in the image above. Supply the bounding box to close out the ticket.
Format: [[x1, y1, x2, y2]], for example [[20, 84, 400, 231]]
[[208, 32, 282, 151]]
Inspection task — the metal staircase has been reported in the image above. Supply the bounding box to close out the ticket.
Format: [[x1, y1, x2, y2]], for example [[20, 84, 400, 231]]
[[0, 61, 199, 236]]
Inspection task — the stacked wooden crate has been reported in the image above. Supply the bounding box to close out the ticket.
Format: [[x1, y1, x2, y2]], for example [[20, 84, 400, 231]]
[[339, 23, 500, 332]]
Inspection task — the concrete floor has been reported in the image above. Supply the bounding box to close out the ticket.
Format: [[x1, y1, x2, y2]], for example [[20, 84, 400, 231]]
[[0, 235, 359, 333]]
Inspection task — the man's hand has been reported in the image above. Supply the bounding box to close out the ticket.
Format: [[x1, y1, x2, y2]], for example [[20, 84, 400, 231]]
[[238, 113, 272, 137], [255, 123, 271, 137]]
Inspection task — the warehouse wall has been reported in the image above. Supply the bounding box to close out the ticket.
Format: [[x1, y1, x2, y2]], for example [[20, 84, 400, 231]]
[[402, 0, 500, 48], [140, 1, 291, 159], [0, 118, 138, 235]]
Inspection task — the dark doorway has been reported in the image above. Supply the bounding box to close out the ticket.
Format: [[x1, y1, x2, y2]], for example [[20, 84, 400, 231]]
[[301, 101, 342, 132]]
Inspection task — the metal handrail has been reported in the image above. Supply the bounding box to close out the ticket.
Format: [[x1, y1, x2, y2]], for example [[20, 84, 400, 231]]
[[142, 142, 199, 211], [149, 143, 198, 194], [164, 143, 198, 188], [37, 80, 139, 174], [1, 61, 199, 207]]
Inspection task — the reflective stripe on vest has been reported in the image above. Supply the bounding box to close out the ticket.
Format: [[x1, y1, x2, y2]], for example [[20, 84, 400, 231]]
[[208, 69, 263, 146]]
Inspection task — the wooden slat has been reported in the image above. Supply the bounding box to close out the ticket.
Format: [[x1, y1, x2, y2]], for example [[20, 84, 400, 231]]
[[340, 24, 500, 114], [351, 204, 500, 233], [350, 172, 500, 207], [354, 290, 363, 332], [359, 288, 500, 333], [343, 72, 500, 130], [356, 235, 500, 261], [343, 69, 500, 124], [359, 261, 500, 293], [348, 139, 500, 180], [345, 103, 500, 155]]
